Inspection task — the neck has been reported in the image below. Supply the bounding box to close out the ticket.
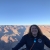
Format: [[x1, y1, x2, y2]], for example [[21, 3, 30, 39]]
[[33, 35, 37, 38]]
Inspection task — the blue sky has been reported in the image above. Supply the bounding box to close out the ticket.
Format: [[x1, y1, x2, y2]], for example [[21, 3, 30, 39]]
[[0, 0, 50, 25]]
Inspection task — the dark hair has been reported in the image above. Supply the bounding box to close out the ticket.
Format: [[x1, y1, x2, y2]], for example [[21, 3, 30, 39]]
[[28, 25, 43, 38]]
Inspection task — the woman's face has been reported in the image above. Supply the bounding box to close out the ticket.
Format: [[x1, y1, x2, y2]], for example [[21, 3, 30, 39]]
[[31, 26, 38, 37]]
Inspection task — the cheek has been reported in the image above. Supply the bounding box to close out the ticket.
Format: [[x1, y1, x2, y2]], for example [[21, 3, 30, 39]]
[[36, 30, 38, 33], [35, 30, 38, 34]]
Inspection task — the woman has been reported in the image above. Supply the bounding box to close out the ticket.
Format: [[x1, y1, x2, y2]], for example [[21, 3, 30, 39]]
[[12, 25, 50, 50]]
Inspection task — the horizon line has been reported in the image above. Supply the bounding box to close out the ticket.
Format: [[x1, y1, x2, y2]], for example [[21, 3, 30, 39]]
[[0, 24, 50, 25]]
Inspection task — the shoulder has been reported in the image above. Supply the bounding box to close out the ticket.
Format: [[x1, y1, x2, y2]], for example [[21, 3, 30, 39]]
[[23, 34, 29, 38], [42, 35, 49, 40], [42, 35, 46, 38], [22, 34, 29, 39], [20, 34, 29, 41]]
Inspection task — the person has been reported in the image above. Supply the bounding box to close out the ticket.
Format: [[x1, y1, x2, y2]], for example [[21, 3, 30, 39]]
[[12, 25, 50, 50]]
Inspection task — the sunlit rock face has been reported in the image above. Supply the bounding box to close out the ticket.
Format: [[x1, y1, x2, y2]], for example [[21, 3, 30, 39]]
[[0, 25, 50, 50]]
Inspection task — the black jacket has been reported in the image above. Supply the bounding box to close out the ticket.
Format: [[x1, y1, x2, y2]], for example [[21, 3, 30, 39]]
[[12, 34, 50, 50]]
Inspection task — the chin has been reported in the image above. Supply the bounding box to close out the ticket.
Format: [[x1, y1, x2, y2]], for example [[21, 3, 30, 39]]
[[33, 34, 37, 37]]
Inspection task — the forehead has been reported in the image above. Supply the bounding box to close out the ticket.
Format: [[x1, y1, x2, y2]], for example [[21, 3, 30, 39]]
[[31, 26, 37, 29]]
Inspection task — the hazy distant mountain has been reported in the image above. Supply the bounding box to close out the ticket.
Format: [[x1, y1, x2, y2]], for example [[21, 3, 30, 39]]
[[0, 25, 50, 50]]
